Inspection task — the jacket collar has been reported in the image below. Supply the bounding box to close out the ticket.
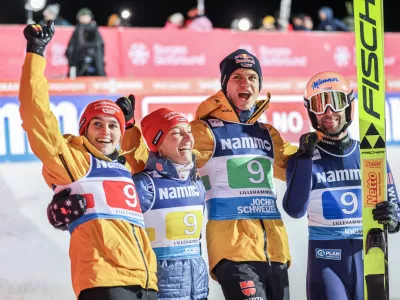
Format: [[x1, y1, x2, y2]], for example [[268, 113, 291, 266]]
[[65, 134, 130, 162], [195, 90, 271, 124], [145, 152, 197, 180]]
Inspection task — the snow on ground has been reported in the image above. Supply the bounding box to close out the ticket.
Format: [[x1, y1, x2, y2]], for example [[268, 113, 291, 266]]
[[1, 147, 400, 299]]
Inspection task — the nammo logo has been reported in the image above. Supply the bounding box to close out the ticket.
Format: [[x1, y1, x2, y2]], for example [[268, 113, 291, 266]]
[[128, 43, 150, 66], [239, 280, 256, 296]]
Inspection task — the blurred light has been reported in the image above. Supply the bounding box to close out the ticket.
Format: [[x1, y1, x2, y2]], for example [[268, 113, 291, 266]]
[[238, 18, 252, 31], [121, 9, 131, 19], [28, 0, 46, 11]]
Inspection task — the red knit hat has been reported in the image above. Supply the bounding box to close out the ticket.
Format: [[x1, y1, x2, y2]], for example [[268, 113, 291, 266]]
[[141, 108, 189, 152], [79, 100, 125, 136]]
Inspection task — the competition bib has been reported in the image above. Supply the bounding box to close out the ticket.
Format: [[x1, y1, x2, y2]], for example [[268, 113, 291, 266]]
[[199, 119, 281, 221]]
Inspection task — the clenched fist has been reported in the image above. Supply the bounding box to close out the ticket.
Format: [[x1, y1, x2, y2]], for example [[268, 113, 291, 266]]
[[23, 21, 55, 56], [116, 94, 136, 129]]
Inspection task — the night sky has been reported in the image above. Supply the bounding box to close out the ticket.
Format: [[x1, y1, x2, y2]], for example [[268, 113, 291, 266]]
[[1, 0, 399, 31]]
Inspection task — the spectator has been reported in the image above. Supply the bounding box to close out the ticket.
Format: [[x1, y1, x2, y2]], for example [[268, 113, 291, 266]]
[[342, 1, 355, 31], [65, 8, 106, 77], [107, 13, 121, 27], [39, 3, 70, 26], [304, 15, 314, 31], [259, 15, 276, 31], [318, 6, 349, 32], [185, 7, 213, 31], [292, 14, 307, 31], [164, 12, 184, 30]]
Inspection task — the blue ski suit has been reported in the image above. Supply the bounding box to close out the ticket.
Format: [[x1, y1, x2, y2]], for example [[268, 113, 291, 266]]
[[283, 136, 400, 300], [132, 152, 209, 300]]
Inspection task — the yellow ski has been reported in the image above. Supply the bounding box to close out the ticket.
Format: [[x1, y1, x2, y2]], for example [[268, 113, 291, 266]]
[[354, 0, 388, 299]]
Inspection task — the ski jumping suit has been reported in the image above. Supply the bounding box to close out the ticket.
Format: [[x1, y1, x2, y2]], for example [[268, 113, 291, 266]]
[[133, 152, 209, 300], [283, 136, 400, 300]]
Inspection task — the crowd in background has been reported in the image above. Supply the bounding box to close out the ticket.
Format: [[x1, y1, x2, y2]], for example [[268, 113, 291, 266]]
[[35, 3, 353, 79], [38, 3, 353, 32]]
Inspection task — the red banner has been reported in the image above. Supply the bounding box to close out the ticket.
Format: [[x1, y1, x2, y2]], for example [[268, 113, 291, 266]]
[[1, 26, 400, 80]]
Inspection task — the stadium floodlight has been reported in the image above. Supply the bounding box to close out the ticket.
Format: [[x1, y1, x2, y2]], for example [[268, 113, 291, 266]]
[[25, 0, 46, 24], [121, 9, 131, 19], [237, 18, 252, 31], [27, 0, 46, 11]]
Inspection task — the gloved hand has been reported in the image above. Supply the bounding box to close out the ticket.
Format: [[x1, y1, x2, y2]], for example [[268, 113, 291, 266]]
[[23, 21, 55, 57], [295, 132, 321, 158], [372, 201, 399, 232], [116, 94, 135, 129], [47, 188, 86, 231]]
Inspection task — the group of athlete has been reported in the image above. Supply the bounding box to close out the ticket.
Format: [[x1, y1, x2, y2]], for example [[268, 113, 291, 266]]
[[18, 20, 399, 300]]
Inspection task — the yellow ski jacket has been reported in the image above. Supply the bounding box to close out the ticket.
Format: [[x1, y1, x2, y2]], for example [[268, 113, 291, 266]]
[[18, 53, 157, 297], [191, 90, 298, 277]]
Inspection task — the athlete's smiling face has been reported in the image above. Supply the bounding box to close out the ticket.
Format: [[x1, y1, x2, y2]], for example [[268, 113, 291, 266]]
[[86, 115, 121, 155], [158, 123, 194, 165], [226, 69, 260, 110], [315, 106, 347, 137]]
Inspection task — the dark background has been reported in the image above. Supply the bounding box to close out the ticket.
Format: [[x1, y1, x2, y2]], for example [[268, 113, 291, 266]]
[[1, 0, 399, 31]]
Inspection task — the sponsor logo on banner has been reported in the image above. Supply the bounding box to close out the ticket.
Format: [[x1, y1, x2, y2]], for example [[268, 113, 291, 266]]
[[50, 42, 68, 67], [258, 45, 307, 67], [153, 43, 206, 66], [128, 43, 206, 66], [2, 92, 400, 163], [363, 159, 384, 207], [332, 46, 396, 69], [333, 46, 352, 67], [316, 248, 342, 260], [128, 43, 151, 66]]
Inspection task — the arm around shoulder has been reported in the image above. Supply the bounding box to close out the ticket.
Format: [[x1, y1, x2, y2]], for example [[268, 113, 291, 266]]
[[132, 172, 155, 213], [121, 124, 149, 174], [190, 119, 215, 168]]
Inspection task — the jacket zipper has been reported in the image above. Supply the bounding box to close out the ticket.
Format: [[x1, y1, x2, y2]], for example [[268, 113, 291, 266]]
[[132, 226, 149, 293], [259, 219, 271, 266], [254, 100, 272, 266], [247, 100, 270, 124], [59, 154, 75, 182]]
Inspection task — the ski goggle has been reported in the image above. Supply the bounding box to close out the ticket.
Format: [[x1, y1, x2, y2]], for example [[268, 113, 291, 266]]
[[306, 91, 352, 115]]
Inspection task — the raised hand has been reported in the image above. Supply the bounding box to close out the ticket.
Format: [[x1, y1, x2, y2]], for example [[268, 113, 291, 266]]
[[23, 21, 55, 56], [116, 94, 136, 129], [295, 132, 321, 158]]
